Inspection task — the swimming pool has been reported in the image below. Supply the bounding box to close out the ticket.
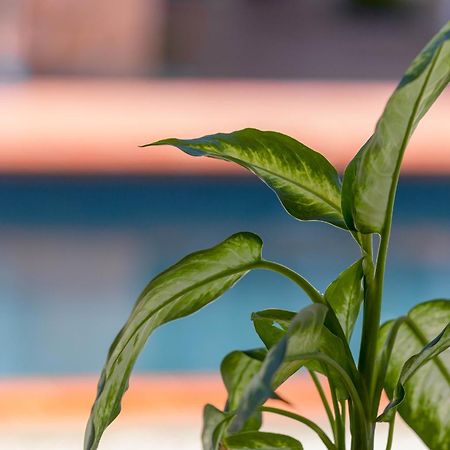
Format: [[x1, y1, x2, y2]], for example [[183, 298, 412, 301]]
[[1, 175, 449, 375]]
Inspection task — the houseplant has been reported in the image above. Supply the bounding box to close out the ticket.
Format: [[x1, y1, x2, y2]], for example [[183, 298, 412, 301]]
[[85, 23, 450, 450]]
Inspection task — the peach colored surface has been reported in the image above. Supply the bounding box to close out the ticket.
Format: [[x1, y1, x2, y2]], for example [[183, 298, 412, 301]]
[[0, 374, 330, 422], [1, 79, 449, 175]]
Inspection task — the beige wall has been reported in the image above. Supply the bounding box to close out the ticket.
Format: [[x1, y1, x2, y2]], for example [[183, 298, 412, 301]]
[[22, 0, 166, 76]]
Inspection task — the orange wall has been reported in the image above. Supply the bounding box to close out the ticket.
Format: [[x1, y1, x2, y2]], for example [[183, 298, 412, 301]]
[[1, 79, 449, 175]]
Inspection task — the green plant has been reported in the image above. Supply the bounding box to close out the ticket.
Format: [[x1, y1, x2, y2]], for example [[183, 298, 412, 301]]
[[84, 24, 450, 450]]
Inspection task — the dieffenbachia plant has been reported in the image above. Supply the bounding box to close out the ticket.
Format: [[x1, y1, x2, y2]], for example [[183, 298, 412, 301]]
[[85, 23, 450, 450]]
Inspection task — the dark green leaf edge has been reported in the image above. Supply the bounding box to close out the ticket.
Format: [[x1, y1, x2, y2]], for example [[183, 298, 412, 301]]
[[223, 431, 303, 449], [377, 322, 450, 422]]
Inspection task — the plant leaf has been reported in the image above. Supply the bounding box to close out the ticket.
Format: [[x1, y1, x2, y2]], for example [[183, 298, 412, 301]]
[[202, 404, 230, 450], [84, 232, 263, 450], [223, 431, 303, 449], [221, 350, 265, 431], [229, 303, 354, 432], [252, 309, 295, 349], [324, 259, 364, 339], [145, 128, 346, 228], [378, 323, 450, 421], [342, 23, 450, 233], [251, 307, 355, 398], [377, 299, 450, 449]]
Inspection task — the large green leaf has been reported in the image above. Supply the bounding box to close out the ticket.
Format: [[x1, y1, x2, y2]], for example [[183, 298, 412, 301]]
[[222, 350, 265, 412], [223, 431, 303, 449], [202, 404, 230, 450], [251, 308, 355, 398], [229, 303, 357, 431], [378, 299, 450, 449], [252, 309, 295, 349], [378, 323, 450, 421], [84, 232, 263, 450], [324, 259, 364, 339], [221, 350, 265, 431], [342, 23, 450, 233], [145, 128, 346, 228]]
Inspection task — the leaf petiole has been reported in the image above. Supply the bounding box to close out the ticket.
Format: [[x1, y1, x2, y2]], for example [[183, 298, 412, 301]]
[[259, 406, 336, 450], [308, 369, 336, 438]]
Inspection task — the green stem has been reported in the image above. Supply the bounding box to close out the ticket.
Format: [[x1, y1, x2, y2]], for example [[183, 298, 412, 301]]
[[321, 363, 344, 450], [255, 260, 324, 304], [358, 200, 393, 427], [258, 259, 358, 378], [340, 400, 347, 448], [291, 353, 368, 445], [385, 415, 395, 450], [308, 370, 336, 438], [373, 316, 407, 412], [328, 374, 345, 450], [260, 406, 336, 450], [360, 43, 443, 424]]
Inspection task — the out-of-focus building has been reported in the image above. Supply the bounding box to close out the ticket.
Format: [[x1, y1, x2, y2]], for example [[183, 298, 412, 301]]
[[0, 0, 166, 78], [0, 0, 448, 80]]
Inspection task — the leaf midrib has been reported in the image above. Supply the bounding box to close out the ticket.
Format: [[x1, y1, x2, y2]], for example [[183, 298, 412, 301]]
[[204, 152, 343, 217], [406, 319, 450, 386]]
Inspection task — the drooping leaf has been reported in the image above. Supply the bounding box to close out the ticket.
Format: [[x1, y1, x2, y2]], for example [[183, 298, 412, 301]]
[[202, 404, 230, 450], [251, 307, 356, 398], [252, 309, 295, 349], [84, 232, 263, 450], [145, 128, 346, 228], [378, 299, 450, 449], [342, 23, 450, 233], [229, 303, 356, 432], [221, 350, 266, 431], [378, 323, 450, 421], [223, 431, 303, 449], [324, 259, 364, 339], [222, 350, 266, 411]]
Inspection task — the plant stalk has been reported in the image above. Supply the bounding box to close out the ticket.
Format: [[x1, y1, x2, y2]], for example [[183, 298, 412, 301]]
[[309, 370, 336, 439], [260, 406, 336, 450]]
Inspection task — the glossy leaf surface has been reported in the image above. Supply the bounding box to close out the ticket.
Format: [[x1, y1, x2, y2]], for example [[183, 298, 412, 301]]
[[223, 431, 303, 449], [324, 259, 364, 339], [146, 128, 346, 228], [202, 404, 229, 450], [252, 308, 354, 375], [342, 22, 450, 232], [378, 300, 450, 449], [252, 309, 294, 349], [230, 303, 353, 431], [221, 350, 265, 431], [84, 232, 263, 450]]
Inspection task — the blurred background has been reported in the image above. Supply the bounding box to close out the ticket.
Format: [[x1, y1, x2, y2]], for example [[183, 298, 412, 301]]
[[0, 1, 449, 449]]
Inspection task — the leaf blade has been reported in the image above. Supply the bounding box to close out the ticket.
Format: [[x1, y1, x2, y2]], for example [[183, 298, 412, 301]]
[[202, 404, 229, 450], [223, 431, 303, 449], [378, 299, 450, 449], [221, 350, 266, 432], [146, 128, 346, 228], [342, 23, 450, 233], [230, 303, 344, 432], [378, 323, 450, 421], [84, 232, 263, 450], [324, 259, 364, 339]]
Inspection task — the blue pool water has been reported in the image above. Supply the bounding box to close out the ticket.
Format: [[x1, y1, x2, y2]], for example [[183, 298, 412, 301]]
[[0, 175, 449, 375]]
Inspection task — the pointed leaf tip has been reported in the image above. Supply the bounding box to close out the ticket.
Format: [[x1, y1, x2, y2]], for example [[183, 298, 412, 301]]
[[143, 128, 347, 228]]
